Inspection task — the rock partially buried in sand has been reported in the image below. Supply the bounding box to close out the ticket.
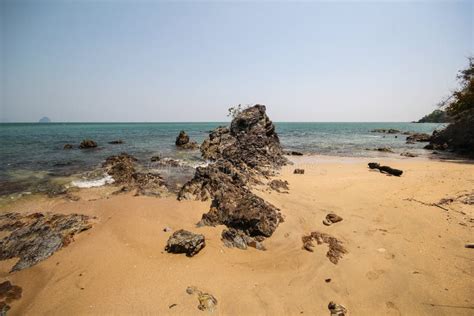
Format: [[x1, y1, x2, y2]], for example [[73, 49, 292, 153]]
[[79, 139, 97, 149], [175, 131, 198, 149], [165, 230, 205, 257], [0, 212, 92, 272], [221, 228, 266, 251], [0, 281, 22, 310], [268, 179, 289, 193], [328, 301, 347, 316], [368, 162, 403, 177], [186, 286, 218, 312], [323, 213, 343, 226], [294, 169, 305, 174], [302, 231, 347, 264]]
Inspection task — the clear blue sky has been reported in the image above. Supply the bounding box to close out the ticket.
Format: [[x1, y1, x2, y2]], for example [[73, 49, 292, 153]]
[[1, 0, 472, 122]]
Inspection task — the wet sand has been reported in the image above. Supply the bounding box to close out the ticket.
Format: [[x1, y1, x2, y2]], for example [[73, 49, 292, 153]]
[[1, 156, 473, 315]]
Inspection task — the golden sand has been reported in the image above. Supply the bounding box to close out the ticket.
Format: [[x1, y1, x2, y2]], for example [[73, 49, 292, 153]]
[[1, 156, 473, 315]]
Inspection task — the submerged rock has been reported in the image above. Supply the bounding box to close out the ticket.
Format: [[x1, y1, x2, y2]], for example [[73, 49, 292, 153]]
[[0, 212, 92, 272], [165, 229, 205, 257], [79, 139, 97, 149], [108, 140, 124, 144], [175, 131, 198, 149], [178, 105, 286, 249], [63, 144, 73, 149], [371, 128, 400, 134]]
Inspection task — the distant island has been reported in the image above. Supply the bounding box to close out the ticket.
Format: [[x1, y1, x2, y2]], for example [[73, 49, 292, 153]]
[[417, 109, 450, 123], [38, 116, 51, 123]]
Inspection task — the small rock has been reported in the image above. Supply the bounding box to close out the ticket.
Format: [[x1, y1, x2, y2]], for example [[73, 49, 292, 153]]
[[285, 151, 304, 156], [163, 227, 172, 232], [400, 151, 417, 158], [328, 301, 347, 316], [198, 292, 218, 312], [165, 230, 205, 257], [323, 213, 343, 226], [150, 156, 161, 162], [108, 140, 124, 144], [325, 278, 332, 283], [79, 139, 97, 149], [169, 304, 177, 309], [63, 144, 73, 149], [294, 169, 305, 174]]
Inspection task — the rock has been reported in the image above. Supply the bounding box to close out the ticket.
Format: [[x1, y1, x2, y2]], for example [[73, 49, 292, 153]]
[[376, 147, 393, 153], [465, 243, 474, 249], [400, 151, 417, 157], [165, 229, 205, 257], [103, 153, 167, 196], [63, 144, 73, 149], [186, 286, 218, 312], [294, 169, 305, 174], [371, 128, 400, 134], [328, 301, 347, 316], [108, 140, 124, 144], [150, 156, 161, 162], [284, 151, 304, 156], [302, 231, 347, 264], [163, 227, 172, 232], [368, 162, 403, 177], [322, 213, 343, 226], [268, 179, 289, 193], [221, 228, 266, 250], [155, 158, 182, 167], [79, 139, 97, 149], [175, 131, 198, 149], [0, 212, 92, 272], [178, 105, 286, 248], [0, 301, 10, 315], [424, 143, 448, 150], [0, 281, 22, 304], [406, 133, 431, 143]]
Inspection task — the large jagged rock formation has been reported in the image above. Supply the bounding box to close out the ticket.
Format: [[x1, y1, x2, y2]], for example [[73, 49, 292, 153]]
[[178, 105, 287, 249]]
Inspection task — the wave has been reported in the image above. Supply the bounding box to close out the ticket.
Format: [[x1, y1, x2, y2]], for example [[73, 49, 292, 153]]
[[71, 174, 115, 188]]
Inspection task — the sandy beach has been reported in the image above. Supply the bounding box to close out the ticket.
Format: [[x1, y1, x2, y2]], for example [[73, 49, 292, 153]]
[[1, 156, 472, 315]]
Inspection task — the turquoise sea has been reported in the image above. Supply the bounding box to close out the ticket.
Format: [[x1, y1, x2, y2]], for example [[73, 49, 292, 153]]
[[0, 122, 445, 196]]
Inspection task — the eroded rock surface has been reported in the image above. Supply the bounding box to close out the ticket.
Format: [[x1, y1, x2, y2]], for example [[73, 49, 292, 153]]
[[165, 229, 205, 257], [178, 105, 287, 249], [302, 231, 347, 264], [103, 153, 167, 196], [0, 212, 92, 272]]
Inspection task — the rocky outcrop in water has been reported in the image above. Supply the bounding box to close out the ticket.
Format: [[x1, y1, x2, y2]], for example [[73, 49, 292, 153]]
[[103, 153, 167, 196], [0, 212, 92, 272], [406, 133, 431, 143], [175, 131, 198, 149], [178, 105, 287, 249], [79, 139, 97, 149], [165, 229, 205, 257]]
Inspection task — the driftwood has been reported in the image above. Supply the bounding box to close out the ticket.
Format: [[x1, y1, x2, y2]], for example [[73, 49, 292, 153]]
[[368, 162, 403, 177]]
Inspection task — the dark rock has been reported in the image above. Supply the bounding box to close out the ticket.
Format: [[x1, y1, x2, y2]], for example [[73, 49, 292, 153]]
[[175, 131, 198, 149], [424, 143, 448, 150], [165, 229, 205, 257], [150, 156, 161, 162], [103, 153, 167, 196], [0, 212, 92, 272], [376, 147, 393, 153], [0, 281, 22, 304], [178, 105, 286, 248], [63, 144, 73, 150], [221, 228, 265, 250], [400, 152, 417, 158], [108, 140, 124, 144], [302, 231, 347, 264], [371, 129, 400, 134], [268, 179, 289, 193], [285, 151, 304, 156], [406, 133, 431, 143], [79, 139, 97, 149], [294, 169, 305, 174], [322, 213, 343, 226], [328, 301, 347, 316], [368, 162, 403, 177]]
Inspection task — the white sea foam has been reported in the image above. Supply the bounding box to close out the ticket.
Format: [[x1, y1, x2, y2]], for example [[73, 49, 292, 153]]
[[71, 174, 115, 188]]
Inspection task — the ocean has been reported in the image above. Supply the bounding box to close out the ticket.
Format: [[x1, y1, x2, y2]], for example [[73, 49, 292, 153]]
[[0, 122, 445, 196]]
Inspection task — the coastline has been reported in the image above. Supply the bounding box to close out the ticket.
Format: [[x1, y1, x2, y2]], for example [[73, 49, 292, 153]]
[[1, 155, 473, 315]]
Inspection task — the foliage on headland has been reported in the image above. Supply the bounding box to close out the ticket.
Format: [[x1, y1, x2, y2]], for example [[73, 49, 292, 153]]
[[429, 57, 474, 156], [417, 109, 450, 123]]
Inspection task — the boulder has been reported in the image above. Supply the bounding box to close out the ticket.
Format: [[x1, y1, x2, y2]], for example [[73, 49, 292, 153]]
[[165, 229, 205, 257], [406, 133, 431, 143], [79, 139, 97, 149], [175, 131, 198, 149]]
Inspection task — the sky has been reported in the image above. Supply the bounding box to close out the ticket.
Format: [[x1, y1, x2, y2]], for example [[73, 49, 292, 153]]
[[1, 0, 472, 122]]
